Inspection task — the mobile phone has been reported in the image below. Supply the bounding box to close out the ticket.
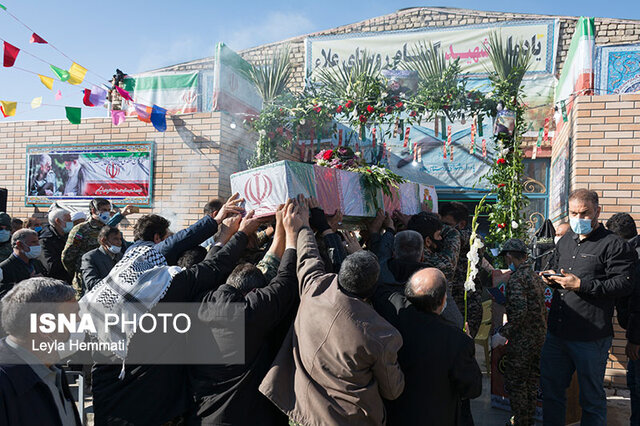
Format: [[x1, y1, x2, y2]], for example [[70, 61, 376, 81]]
[[542, 273, 564, 278]]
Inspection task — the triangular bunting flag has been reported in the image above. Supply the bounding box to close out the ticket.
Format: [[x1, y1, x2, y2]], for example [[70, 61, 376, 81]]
[[134, 103, 152, 123], [83, 89, 94, 107], [30, 33, 47, 44], [67, 62, 87, 85], [50, 65, 70, 82], [111, 110, 125, 126], [115, 85, 133, 102], [65, 106, 81, 124], [3, 41, 19, 67], [38, 74, 53, 90], [89, 85, 107, 107], [31, 97, 42, 109], [55, 90, 62, 100], [0, 100, 17, 117], [150, 105, 167, 132]]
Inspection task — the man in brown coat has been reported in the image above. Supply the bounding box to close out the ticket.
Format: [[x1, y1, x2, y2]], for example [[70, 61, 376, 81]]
[[260, 199, 404, 426]]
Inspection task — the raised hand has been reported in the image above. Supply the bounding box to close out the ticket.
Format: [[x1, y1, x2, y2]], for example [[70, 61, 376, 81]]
[[214, 193, 245, 224], [327, 210, 343, 232], [238, 210, 262, 235], [217, 215, 242, 245], [343, 230, 363, 254], [369, 209, 386, 234]]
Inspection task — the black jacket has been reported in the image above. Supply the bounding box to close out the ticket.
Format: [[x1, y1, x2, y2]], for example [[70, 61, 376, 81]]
[[91, 231, 248, 426], [39, 224, 71, 283], [81, 246, 122, 292], [616, 235, 640, 343], [372, 285, 483, 426], [0, 254, 47, 297], [190, 248, 298, 425], [0, 338, 82, 426], [549, 225, 636, 341]]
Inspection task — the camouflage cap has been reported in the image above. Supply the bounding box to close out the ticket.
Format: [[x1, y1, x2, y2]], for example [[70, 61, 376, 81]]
[[498, 238, 528, 256], [0, 212, 10, 227]]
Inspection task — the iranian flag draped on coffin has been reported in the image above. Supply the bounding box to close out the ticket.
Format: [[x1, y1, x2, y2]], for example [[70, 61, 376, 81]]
[[230, 161, 437, 218]]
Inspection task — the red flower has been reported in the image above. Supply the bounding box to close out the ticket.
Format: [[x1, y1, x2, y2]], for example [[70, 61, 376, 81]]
[[322, 150, 333, 160], [276, 127, 283, 135], [359, 114, 367, 123], [366, 169, 372, 173], [386, 105, 394, 113], [314, 106, 322, 113], [409, 110, 417, 117], [335, 164, 343, 169], [345, 100, 354, 108], [336, 105, 343, 113], [395, 101, 403, 108], [497, 183, 506, 188], [498, 223, 506, 229], [366, 105, 375, 113], [267, 132, 275, 139], [497, 158, 506, 165]]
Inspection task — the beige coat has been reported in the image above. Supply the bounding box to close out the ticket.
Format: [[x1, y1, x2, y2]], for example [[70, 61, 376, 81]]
[[259, 227, 404, 426]]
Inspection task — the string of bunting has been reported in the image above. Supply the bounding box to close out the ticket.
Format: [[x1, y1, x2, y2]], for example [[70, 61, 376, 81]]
[[0, 4, 169, 131]]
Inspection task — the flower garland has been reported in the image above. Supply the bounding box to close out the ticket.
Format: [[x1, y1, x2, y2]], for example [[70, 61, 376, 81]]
[[463, 194, 489, 332]]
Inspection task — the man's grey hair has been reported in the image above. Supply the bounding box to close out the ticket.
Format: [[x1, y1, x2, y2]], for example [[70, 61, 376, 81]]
[[338, 251, 380, 297], [569, 188, 599, 208], [11, 228, 38, 249], [394, 230, 424, 262], [48, 208, 70, 227], [1, 277, 76, 338], [39, 154, 52, 166]]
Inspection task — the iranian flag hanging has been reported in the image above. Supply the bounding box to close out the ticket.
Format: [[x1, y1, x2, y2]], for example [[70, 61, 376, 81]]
[[555, 17, 595, 105]]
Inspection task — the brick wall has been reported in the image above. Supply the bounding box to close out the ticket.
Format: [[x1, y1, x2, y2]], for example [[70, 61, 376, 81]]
[[0, 112, 269, 238], [551, 93, 640, 387]]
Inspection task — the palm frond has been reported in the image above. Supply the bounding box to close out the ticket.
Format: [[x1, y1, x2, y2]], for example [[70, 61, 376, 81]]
[[314, 51, 381, 99], [242, 46, 292, 104], [486, 32, 532, 97], [400, 41, 447, 83]]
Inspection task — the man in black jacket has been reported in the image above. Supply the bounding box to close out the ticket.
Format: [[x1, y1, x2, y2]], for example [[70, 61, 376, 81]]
[[541, 189, 636, 425], [0, 277, 82, 426], [372, 267, 483, 425], [80, 225, 123, 292], [0, 229, 47, 296], [190, 200, 299, 425], [40, 207, 73, 283], [89, 194, 258, 426], [606, 212, 640, 425]]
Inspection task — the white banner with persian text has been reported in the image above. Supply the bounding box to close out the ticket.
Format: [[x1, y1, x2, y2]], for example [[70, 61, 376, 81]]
[[305, 19, 559, 77]]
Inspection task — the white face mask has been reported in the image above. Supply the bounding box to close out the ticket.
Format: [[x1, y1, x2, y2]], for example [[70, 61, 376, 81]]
[[63, 221, 74, 234], [108, 245, 122, 254], [554, 236, 561, 245], [98, 211, 111, 224], [25, 244, 42, 259]]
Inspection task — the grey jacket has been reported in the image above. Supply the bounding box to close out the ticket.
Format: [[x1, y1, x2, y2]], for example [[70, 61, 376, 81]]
[[80, 246, 122, 292]]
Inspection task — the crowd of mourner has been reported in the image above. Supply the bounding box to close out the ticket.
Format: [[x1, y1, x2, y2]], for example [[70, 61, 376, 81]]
[[0, 187, 639, 426]]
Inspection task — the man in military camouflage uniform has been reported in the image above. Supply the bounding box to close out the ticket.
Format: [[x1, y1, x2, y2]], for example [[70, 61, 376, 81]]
[[0, 212, 13, 262], [441, 202, 484, 337], [61, 198, 112, 297], [407, 212, 461, 282], [496, 239, 547, 426]]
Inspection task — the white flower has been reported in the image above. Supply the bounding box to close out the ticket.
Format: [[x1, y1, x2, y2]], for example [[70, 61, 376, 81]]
[[471, 237, 484, 250], [511, 221, 519, 229], [258, 130, 266, 137], [501, 148, 510, 156], [464, 279, 476, 292], [299, 119, 306, 125]]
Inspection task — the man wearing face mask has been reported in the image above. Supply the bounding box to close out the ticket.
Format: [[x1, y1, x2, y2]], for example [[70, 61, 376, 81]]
[[80, 226, 123, 292], [0, 213, 12, 262], [494, 239, 547, 426], [62, 198, 112, 298], [540, 189, 636, 425], [39, 207, 73, 283], [372, 267, 482, 424], [407, 211, 461, 282], [0, 229, 47, 296]]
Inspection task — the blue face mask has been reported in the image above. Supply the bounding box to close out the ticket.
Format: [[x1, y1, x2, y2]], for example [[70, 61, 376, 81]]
[[63, 221, 74, 234], [570, 216, 593, 235], [34, 226, 42, 233], [0, 229, 9, 243], [508, 263, 517, 272]]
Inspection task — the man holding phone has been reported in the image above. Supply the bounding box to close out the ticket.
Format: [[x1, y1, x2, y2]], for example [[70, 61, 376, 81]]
[[540, 189, 636, 425]]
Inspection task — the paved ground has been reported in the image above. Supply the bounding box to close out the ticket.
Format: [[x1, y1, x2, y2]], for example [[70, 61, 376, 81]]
[[68, 344, 632, 425]]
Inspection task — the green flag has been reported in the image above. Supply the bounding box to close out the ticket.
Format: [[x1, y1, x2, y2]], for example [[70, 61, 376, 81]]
[[0, 4, 6, 11], [65, 106, 81, 124], [50, 65, 70, 82]]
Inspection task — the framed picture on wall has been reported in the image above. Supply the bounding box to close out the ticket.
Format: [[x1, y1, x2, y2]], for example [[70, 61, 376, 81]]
[[25, 141, 154, 207]]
